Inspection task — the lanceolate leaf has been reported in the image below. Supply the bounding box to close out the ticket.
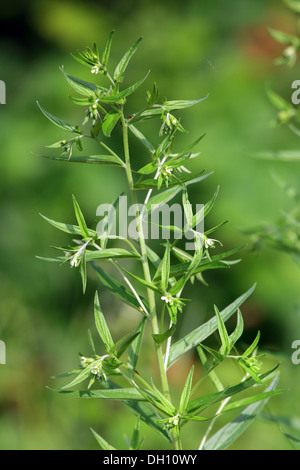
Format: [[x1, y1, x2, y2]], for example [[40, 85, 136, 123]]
[[134, 171, 212, 190], [187, 366, 279, 416], [61, 69, 105, 96], [72, 194, 90, 238], [90, 428, 116, 450], [127, 317, 147, 372], [202, 375, 280, 450], [91, 263, 149, 313], [40, 213, 97, 237], [94, 291, 115, 352], [114, 37, 143, 82], [179, 365, 194, 415], [37, 154, 125, 166], [37, 101, 80, 133], [167, 284, 256, 368], [163, 96, 209, 110], [55, 387, 145, 400], [100, 72, 150, 104], [101, 30, 115, 66], [85, 248, 140, 261]]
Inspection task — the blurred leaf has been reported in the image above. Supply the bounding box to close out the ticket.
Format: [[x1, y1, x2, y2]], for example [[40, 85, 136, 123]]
[[250, 150, 300, 161], [268, 28, 299, 45]]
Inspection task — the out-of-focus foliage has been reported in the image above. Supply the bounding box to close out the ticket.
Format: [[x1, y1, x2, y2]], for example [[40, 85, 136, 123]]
[[0, 0, 300, 450]]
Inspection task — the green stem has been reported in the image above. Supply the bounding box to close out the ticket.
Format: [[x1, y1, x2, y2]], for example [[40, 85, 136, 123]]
[[120, 113, 170, 401]]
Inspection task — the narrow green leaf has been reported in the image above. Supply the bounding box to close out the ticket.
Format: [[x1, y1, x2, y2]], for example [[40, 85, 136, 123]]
[[134, 171, 212, 190], [94, 291, 114, 352], [56, 386, 145, 400], [114, 37, 143, 82], [37, 101, 80, 133], [127, 317, 147, 373], [72, 194, 90, 238], [37, 153, 125, 166], [249, 150, 300, 162], [116, 332, 140, 359], [203, 375, 280, 450], [79, 254, 87, 293], [129, 124, 155, 153], [265, 85, 293, 111], [85, 248, 140, 261], [167, 285, 256, 367], [243, 331, 261, 358], [40, 213, 97, 237], [90, 428, 116, 450], [101, 72, 149, 103], [60, 359, 99, 389], [92, 263, 149, 313], [161, 242, 171, 291], [182, 188, 193, 231], [123, 401, 171, 443], [214, 305, 231, 356], [119, 266, 161, 294], [221, 389, 284, 414], [130, 416, 142, 450], [146, 185, 182, 213], [187, 366, 279, 415], [229, 309, 244, 349], [101, 30, 115, 66], [163, 95, 208, 110], [284, 0, 300, 13], [268, 27, 299, 45], [179, 365, 194, 415], [61, 69, 105, 96]]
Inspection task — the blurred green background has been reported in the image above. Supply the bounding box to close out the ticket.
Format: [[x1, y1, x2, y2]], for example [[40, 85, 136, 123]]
[[1, 0, 300, 450]]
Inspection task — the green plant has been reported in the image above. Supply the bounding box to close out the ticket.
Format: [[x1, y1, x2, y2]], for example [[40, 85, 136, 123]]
[[37, 31, 281, 450]]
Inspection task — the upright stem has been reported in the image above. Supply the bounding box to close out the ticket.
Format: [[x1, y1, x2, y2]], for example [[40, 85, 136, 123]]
[[121, 113, 170, 397]]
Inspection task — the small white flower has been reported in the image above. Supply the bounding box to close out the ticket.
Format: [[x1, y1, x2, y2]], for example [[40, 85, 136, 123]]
[[80, 356, 87, 365], [164, 166, 173, 175], [91, 363, 102, 375], [161, 293, 174, 305], [91, 65, 99, 74]]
